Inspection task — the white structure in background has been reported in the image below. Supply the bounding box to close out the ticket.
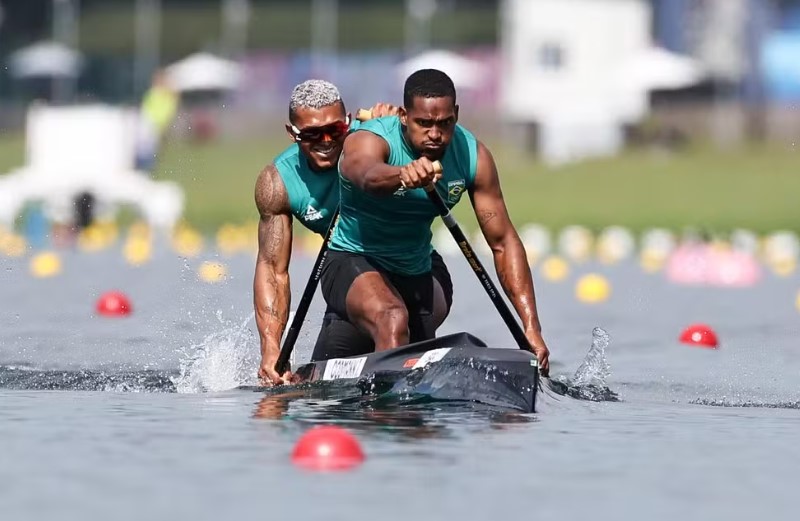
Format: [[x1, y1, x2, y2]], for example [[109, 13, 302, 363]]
[[519, 223, 552, 262], [8, 40, 84, 78], [396, 49, 487, 90], [0, 104, 184, 230], [500, 0, 705, 165], [640, 228, 677, 255], [164, 52, 243, 92], [557, 225, 594, 262], [596, 225, 636, 264], [614, 46, 706, 92]]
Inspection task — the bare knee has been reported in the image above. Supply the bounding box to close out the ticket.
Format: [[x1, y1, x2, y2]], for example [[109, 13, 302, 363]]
[[373, 300, 409, 333]]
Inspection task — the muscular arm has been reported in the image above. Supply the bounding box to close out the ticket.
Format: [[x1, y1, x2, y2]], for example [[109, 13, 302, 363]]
[[470, 142, 542, 335], [339, 131, 400, 195], [253, 164, 294, 360]]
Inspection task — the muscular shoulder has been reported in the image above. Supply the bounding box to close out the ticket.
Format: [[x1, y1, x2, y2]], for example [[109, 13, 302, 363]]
[[471, 140, 501, 189], [254, 164, 291, 218], [476, 140, 495, 165], [358, 115, 399, 135], [341, 129, 390, 164]]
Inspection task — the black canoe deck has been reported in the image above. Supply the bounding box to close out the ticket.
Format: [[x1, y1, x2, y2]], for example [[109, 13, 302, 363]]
[[293, 332, 540, 412]]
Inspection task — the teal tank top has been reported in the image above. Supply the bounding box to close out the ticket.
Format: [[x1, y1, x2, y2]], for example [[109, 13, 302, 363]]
[[330, 116, 479, 275], [272, 119, 363, 235], [273, 145, 339, 235]]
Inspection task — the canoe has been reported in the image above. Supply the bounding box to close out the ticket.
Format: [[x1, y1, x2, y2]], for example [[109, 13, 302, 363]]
[[293, 331, 540, 412]]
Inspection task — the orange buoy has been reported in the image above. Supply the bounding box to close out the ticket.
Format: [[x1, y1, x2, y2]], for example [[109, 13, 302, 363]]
[[679, 323, 718, 349], [96, 291, 133, 317], [291, 425, 364, 471]]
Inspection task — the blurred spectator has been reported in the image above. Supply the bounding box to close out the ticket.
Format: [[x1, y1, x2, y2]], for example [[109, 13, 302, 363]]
[[135, 69, 179, 174]]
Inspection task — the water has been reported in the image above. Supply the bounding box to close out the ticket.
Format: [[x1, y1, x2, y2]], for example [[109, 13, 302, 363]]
[[2, 249, 799, 520]]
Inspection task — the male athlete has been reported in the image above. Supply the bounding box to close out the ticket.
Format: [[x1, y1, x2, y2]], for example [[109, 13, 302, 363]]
[[254, 80, 454, 385], [323, 69, 550, 375]]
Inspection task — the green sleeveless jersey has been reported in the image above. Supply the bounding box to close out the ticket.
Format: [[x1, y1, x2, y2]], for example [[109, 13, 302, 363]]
[[273, 145, 338, 235], [272, 120, 362, 235], [330, 116, 479, 275]]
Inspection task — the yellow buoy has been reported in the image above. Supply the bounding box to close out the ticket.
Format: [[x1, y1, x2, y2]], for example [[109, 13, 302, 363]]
[[540, 255, 570, 282], [77, 223, 115, 252], [123, 236, 153, 266], [127, 221, 152, 240], [198, 261, 227, 283], [0, 232, 27, 257], [640, 248, 667, 273], [30, 251, 62, 278], [172, 226, 204, 258], [575, 273, 611, 304], [242, 220, 259, 253], [772, 258, 797, 277], [216, 224, 249, 256]]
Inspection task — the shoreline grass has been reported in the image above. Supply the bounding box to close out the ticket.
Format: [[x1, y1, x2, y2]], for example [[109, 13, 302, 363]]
[[1, 133, 797, 236]]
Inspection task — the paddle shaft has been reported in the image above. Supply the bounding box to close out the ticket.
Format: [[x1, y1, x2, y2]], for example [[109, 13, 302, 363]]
[[274, 208, 339, 374], [425, 163, 531, 351]]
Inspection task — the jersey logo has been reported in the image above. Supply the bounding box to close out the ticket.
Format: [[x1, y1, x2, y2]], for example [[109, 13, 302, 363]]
[[302, 204, 323, 221], [392, 187, 407, 197], [447, 180, 465, 204]]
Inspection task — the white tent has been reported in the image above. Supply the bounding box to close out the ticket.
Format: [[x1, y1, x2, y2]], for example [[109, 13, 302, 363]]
[[164, 52, 242, 92], [0, 104, 184, 230], [8, 41, 84, 78], [614, 46, 707, 91], [396, 49, 486, 89]]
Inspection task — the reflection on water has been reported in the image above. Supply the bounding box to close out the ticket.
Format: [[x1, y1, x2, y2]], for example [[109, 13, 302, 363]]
[[249, 379, 539, 443]]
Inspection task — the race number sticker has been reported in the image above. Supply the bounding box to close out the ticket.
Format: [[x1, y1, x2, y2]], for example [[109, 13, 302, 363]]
[[412, 348, 452, 369], [322, 357, 368, 381]]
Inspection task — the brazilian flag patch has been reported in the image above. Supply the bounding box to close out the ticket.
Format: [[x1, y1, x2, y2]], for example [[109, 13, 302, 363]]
[[447, 180, 465, 204]]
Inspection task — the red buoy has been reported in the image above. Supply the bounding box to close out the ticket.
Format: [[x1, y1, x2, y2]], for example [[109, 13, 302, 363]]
[[96, 291, 133, 317], [679, 323, 719, 349], [291, 425, 365, 471]]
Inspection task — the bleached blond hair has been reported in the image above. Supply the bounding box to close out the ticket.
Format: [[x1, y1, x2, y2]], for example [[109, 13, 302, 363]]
[[289, 79, 343, 120]]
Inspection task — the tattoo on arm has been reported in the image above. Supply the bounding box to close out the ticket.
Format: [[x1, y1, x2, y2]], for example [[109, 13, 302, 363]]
[[478, 211, 497, 225], [254, 165, 293, 355]]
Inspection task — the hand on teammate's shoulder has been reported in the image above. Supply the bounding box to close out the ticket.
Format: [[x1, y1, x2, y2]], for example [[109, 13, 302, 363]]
[[367, 102, 400, 119]]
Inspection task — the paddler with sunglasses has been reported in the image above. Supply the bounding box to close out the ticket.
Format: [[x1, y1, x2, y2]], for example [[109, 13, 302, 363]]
[[254, 80, 455, 385], [321, 69, 551, 375]]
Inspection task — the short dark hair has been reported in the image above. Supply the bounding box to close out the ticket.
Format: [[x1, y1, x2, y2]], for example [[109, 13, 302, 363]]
[[403, 69, 457, 108]]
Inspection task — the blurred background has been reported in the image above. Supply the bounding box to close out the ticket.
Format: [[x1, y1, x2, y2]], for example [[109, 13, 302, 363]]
[[0, 0, 798, 277]]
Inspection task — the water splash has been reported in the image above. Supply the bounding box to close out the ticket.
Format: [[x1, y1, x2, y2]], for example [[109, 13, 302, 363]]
[[547, 327, 619, 402], [172, 311, 259, 393], [572, 327, 612, 387]]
